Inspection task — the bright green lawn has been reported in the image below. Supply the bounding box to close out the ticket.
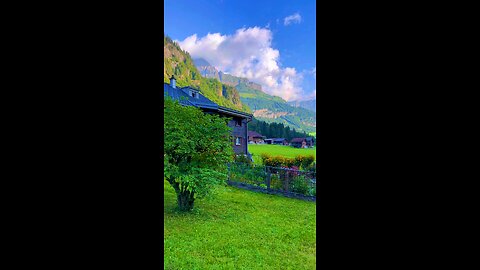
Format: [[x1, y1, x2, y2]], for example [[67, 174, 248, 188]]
[[164, 180, 316, 270], [248, 144, 316, 165]]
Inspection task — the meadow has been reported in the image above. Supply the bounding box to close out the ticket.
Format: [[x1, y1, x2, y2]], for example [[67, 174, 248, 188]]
[[248, 144, 316, 165], [164, 180, 316, 270]]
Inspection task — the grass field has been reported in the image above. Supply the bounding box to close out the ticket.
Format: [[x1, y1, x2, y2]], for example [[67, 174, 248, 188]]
[[308, 132, 316, 137], [248, 144, 316, 165], [164, 180, 316, 270]]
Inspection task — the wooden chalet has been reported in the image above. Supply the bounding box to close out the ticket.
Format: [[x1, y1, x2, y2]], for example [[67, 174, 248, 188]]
[[290, 137, 315, 148], [247, 131, 265, 144], [164, 76, 253, 157], [265, 138, 288, 145]]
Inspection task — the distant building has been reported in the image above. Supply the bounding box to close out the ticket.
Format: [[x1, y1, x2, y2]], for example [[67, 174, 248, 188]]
[[291, 137, 315, 148], [306, 137, 315, 147], [248, 131, 265, 144], [265, 138, 288, 145]]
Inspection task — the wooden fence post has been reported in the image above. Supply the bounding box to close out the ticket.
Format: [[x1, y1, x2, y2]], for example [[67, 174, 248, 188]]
[[266, 166, 271, 190]]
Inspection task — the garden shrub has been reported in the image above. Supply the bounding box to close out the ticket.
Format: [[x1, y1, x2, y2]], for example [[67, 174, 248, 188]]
[[270, 173, 282, 190], [261, 154, 315, 170], [291, 175, 310, 195], [229, 162, 266, 187], [294, 155, 315, 170], [262, 154, 289, 168], [234, 154, 252, 165]]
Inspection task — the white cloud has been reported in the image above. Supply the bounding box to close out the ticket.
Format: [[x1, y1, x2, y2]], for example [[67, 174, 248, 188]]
[[284, 13, 302, 26], [176, 27, 304, 101]]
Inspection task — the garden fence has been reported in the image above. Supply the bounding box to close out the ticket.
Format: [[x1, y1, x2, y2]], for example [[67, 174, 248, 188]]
[[227, 162, 316, 199]]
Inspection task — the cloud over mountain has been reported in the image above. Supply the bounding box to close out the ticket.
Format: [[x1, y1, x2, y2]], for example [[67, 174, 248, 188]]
[[176, 27, 304, 101]]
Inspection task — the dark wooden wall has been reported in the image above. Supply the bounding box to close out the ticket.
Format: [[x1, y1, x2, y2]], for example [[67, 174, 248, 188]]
[[228, 117, 248, 154]]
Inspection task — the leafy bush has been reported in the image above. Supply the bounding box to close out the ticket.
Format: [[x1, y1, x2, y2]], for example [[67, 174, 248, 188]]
[[234, 154, 252, 165], [291, 175, 310, 195], [270, 174, 282, 190], [261, 154, 283, 167], [261, 153, 315, 170], [164, 97, 234, 211], [293, 155, 315, 170], [229, 162, 265, 187]]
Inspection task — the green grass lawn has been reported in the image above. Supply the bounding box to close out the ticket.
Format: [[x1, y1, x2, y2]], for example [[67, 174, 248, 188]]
[[164, 180, 316, 270], [248, 144, 316, 165]]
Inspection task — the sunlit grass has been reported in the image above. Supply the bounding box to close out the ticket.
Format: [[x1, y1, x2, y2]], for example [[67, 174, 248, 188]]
[[164, 180, 316, 270]]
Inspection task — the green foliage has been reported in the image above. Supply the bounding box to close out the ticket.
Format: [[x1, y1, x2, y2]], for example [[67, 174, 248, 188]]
[[164, 97, 234, 211], [291, 175, 311, 195], [233, 154, 252, 165], [293, 155, 315, 170], [260, 154, 285, 167], [228, 162, 265, 187], [269, 174, 282, 190], [258, 153, 315, 171], [260, 154, 303, 168]]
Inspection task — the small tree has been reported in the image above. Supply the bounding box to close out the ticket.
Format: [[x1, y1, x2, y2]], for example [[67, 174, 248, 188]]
[[164, 97, 234, 211]]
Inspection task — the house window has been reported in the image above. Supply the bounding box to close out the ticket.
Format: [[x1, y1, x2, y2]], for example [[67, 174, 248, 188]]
[[235, 137, 241, 146], [235, 119, 242, 126], [192, 92, 196, 98]]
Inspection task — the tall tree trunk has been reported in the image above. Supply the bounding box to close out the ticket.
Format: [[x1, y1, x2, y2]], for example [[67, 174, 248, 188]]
[[177, 189, 195, 211], [167, 177, 195, 211]]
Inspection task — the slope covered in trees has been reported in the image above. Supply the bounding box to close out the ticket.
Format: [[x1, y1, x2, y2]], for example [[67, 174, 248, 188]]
[[164, 36, 251, 113], [248, 118, 313, 141]]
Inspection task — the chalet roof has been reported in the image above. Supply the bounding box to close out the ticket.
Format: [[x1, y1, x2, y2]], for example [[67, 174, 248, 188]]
[[248, 131, 263, 138], [291, 138, 306, 143], [164, 83, 218, 109], [164, 82, 252, 120]]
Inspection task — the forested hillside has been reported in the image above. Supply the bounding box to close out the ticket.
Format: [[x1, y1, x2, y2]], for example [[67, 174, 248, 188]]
[[248, 118, 311, 141], [164, 36, 251, 113]]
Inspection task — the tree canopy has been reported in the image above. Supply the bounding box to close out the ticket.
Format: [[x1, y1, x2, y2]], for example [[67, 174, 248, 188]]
[[164, 97, 234, 211]]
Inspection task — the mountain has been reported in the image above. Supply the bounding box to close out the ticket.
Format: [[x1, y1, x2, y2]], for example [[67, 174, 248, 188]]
[[164, 36, 250, 113], [288, 99, 316, 112], [194, 58, 262, 91], [193, 58, 316, 133]]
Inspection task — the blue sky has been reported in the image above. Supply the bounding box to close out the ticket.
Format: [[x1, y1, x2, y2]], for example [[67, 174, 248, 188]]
[[164, 0, 316, 101]]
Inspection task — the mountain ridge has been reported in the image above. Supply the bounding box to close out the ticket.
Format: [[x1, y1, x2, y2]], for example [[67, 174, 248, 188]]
[[193, 57, 316, 133], [287, 99, 316, 112]]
